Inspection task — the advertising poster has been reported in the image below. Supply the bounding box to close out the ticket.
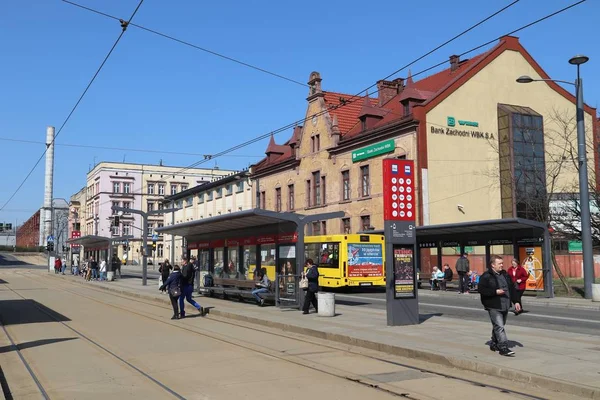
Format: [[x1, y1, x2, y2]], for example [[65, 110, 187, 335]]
[[519, 246, 544, 291], [394, 247, 415, 298], [347, 243, 383, 277]]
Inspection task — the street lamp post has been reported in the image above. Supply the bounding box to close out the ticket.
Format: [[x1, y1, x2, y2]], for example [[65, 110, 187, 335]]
[[517, 54, 595, 299]]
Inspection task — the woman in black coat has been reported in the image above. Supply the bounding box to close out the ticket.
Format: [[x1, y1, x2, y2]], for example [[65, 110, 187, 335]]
[[159, 259, 173, 293], [302, 259, 320, 314], [160, 265, 182, 320]]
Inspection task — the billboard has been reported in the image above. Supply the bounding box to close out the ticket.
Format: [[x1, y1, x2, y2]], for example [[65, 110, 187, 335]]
[[347, 243, 383, 277], [393, 246, 416, 298]]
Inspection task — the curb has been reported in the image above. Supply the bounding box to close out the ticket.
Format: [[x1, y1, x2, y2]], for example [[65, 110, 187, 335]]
[[418, 290, 600, 311], [46, 273, 600, 400]]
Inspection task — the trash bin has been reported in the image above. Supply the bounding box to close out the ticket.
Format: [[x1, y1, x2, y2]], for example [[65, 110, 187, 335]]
[[592, 284, 600, 302], [317, 292, 335, 317], [107, 271, 114, 282]]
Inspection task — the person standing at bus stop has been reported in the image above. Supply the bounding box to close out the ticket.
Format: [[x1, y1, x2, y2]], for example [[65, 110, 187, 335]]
[[179, 256, 205, 318], [302, 259, 319, 315], [455, 253, 470, 294]]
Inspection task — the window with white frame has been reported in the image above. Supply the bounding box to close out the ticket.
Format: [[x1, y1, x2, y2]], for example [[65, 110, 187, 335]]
[[171, 185, 177, 196], [236, 182, 244, 193], [148, 184, 155, 195], [147, 202, 154, 212], [124, 183, 131, 194], [186, 197, 193, 207], [113, 182, 120, 193], [158, 184, 165, 195], [122, 223, 131, 235]]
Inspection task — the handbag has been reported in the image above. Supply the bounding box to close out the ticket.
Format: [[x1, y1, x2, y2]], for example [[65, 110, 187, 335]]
[[169, 286, 181, 297], [299, 273, 309, 290]]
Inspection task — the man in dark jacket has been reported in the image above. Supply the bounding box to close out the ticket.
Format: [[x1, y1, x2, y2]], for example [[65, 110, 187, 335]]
[[455, 253, 470, 294], [179, 256, 205, 318], [479, 255, 521, 356]]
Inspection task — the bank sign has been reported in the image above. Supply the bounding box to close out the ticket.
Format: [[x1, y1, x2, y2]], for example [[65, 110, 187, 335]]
[[352, 139, 395, 163], [430, 116, 495, 140]]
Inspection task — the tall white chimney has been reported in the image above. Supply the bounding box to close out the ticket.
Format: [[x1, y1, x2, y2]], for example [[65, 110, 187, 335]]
[[42, 126, 55, 246]]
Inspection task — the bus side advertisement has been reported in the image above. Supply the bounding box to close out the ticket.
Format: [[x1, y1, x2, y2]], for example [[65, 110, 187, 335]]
[[347, 243, 383, 277]]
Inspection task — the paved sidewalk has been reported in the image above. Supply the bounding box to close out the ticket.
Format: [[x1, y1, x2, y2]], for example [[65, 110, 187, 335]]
[[46, 272, 600, 399]]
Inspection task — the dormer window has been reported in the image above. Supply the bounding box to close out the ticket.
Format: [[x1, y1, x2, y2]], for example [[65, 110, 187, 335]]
[[403, 101, 410, 117], [361, 119, 367, 131]]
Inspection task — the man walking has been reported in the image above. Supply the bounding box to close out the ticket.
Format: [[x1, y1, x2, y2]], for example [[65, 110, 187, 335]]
[[179, 255, 205, 318], [455, 252, 470, 294], [479, 255, 520, 357]]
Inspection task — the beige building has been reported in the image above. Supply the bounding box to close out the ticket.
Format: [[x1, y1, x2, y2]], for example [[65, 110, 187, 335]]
[[79, 161, 232, 264], [251, 35, 598, 237], [161, 170, 254, 260]]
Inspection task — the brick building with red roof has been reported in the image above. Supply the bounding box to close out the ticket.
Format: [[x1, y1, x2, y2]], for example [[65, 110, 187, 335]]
[[251, 36, 598, 254]]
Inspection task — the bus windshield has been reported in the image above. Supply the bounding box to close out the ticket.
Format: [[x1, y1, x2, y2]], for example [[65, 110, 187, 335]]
[[305, 242, 340, 268]]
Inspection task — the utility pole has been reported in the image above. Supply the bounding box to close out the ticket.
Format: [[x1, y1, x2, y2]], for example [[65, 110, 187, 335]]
[[112, 205, 178, 285], [170, 209, 175, 263]]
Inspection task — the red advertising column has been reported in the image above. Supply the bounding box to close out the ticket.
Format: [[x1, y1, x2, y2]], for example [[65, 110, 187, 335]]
[[382, 159, 419, 326]]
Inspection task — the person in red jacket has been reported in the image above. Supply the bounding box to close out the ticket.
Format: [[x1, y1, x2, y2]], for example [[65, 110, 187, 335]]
[[507, 259, 528, 315]]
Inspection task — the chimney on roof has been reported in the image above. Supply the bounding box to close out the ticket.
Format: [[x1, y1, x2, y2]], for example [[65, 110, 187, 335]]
[[376, 78, 404, 107], [450, 55, 460, 72]]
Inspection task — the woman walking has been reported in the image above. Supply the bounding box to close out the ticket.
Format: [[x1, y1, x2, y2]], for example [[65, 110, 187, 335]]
[[507, 259, 528, 315], [159, 259, 172, 293], [160, 265, 182, 320], [302, 258, 319, 315]]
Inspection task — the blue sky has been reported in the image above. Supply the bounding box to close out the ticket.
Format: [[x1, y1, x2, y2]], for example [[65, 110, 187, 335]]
[[1, 0, 598, 225]]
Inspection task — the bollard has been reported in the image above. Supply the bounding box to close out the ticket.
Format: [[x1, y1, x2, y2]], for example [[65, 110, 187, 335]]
[[317, 292, 335, 317], [592, 284, 600, 302]]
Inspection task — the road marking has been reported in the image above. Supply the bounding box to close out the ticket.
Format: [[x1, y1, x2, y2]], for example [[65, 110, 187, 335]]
[[335, 295, 600, 325]]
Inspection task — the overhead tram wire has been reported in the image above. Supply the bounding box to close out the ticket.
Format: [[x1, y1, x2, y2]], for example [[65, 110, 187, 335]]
[[0, 0, 145, 213], [61, 0, 309, 88], [172, 0, 586, 175], [0, 137, 262, 158]]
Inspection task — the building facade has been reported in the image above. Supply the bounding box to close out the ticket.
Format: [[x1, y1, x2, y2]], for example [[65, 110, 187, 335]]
[[162, 170, 254, 261], [250, 35, 598, 279], [16, 210, 41, 248], [80, 162, 233, 264]]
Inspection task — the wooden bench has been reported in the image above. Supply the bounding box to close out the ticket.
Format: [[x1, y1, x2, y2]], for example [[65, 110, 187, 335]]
[[200, 276, 276, 304]]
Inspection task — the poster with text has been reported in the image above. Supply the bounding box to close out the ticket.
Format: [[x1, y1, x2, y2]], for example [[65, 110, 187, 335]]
[[347, 243, 383, 277], [518, 246, 544, 291], [394, 247, 415, 298]]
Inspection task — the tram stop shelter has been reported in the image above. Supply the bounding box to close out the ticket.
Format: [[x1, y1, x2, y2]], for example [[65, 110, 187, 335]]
[[418, 218, 553, 298], [363, 218, 553, 298], [67, 235, 134, 270], [156, 208, 344, 308]]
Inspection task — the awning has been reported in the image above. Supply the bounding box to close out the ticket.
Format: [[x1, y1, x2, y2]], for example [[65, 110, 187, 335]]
[[156, 208, 344, 243], [67, 235, 110, 249], [416, 218, 546, 239]]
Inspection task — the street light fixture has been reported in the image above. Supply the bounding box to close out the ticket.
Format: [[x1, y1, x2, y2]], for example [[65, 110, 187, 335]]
[[516, 55, 595, 299]]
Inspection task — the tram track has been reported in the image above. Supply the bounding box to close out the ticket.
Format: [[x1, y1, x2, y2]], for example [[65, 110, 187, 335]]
[[1, 281, 186, 400], [23, 271, 553, 400]]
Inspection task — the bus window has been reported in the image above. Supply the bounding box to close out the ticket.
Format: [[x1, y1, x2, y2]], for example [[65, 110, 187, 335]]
[[305, 242, 339, 268]]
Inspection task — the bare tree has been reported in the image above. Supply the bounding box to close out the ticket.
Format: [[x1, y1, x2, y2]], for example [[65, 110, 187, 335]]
[[483, 108, 595, 295]]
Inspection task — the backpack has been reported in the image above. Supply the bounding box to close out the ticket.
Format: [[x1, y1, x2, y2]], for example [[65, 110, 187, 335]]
[[203, 274, 214, 287]]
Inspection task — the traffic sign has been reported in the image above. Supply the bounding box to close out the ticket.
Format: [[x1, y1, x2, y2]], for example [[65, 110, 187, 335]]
[[47, 235, 55, 243], [152, 233, 158, 241]]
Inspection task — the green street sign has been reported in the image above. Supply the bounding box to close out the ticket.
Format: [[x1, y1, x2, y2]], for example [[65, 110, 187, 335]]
[[352, 139, 395, 163], [568, 241, 582, 253]]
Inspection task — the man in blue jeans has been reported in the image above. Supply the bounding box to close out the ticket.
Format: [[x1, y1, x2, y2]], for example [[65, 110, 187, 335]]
[[251, 268, 270, 306], [179, 256, 205, 318]]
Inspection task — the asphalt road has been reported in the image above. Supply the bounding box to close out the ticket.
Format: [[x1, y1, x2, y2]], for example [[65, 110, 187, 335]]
[[0, 253, 46, 269], [334, 289, 600, 336]]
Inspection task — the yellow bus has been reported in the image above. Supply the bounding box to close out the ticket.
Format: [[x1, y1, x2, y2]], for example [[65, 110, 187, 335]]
[[304, 234, 385, 288]]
